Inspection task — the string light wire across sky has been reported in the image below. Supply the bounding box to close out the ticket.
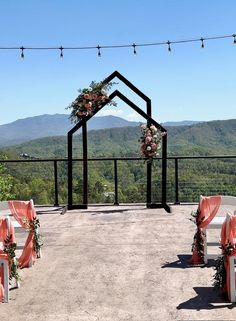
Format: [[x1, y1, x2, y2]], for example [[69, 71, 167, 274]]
[[0, 0, 235, 125]]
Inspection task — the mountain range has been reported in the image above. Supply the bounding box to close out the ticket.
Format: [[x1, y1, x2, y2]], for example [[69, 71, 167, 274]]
[[0, 114, 201, 147], [1, 118, 235, 158], [0, 114, 140, 147]]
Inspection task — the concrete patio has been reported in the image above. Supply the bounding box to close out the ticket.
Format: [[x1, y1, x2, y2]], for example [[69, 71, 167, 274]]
[[1, 204, 235, 321]]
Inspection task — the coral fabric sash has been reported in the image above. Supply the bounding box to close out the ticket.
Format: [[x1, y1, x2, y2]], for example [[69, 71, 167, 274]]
[[190, 195, 222, 264], [8, 200, 37, 268], [0, 217, 15, 244], [198, 195, 222, 229], [220, 215, 236, 300]]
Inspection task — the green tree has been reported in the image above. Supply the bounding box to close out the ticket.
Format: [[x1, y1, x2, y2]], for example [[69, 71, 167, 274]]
[[0, 162, 14, 201]]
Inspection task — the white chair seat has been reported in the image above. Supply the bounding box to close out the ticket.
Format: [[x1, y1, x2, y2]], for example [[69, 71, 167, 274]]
[[207, 216, 226, 228]]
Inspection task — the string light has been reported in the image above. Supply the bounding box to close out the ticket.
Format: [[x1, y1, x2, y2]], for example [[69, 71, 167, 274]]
[[167, 41, 171, 52], [59, 46, 63, 58], [132, 43, 137, 55], [97, 45, 101, 57], [200, 38, 204, 48], [0, 33, 234, 59], [20, 46, 24, 58]]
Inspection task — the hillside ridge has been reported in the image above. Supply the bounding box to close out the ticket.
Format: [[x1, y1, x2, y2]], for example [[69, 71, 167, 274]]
[[1, 118, 235, 158]]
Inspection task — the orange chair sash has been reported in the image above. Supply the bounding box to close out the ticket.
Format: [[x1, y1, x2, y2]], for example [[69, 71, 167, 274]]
[[8, 201, 37, 268]]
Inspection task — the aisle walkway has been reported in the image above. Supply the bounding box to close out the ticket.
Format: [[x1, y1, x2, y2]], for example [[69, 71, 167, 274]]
[[0, 204, 234, 321]]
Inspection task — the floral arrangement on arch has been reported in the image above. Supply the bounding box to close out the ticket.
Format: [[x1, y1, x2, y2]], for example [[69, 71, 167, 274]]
[[139, 124, 166, 163], [67, 81, 117, 123]]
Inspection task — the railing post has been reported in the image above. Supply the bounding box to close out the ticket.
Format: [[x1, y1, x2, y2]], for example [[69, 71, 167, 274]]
[[54, 160, 59, 206], [82, 123, 88, 207], [67, 133, 73, 209], [146, 162, 152, 205], [114, 159, 119, 205], [174, 158, 180, 204]]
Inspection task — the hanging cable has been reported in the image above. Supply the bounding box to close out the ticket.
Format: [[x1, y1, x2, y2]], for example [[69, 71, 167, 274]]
[[0, 33, 234, 59]]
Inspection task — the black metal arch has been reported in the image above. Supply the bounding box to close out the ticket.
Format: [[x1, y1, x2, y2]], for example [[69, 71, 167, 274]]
[[67, 71, 171, 212]]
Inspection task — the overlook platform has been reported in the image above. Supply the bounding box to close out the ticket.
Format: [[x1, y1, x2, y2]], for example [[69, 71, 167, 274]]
[[1, 204, 235, 321]]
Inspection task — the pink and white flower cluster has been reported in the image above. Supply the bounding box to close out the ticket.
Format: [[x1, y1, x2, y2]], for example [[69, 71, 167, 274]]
[[67, 81, 116, 123], [140, 124, 166, 162]]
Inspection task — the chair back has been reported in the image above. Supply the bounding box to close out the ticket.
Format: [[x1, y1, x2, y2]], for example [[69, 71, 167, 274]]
[[223, 213, 236, 246], [221, 196, 236, 216], [199, 195, 236, 217]]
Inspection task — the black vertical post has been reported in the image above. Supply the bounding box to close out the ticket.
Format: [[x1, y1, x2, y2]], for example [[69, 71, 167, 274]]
[[146, 163, 152, 205], [67, 133, 73, 209], [162, 134, 167, 206], [82, 122, 88, 207], [54, 160, 59, 206], [114, 159, 119, 205], [174, 158, 180, 204]]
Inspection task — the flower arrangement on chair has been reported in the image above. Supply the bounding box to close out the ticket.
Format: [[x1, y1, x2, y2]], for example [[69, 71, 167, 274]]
[[189, 208, 205, 265], [3, 234, 20, 283], [139, 124, 166, 163], [67, 81, 117, 123]]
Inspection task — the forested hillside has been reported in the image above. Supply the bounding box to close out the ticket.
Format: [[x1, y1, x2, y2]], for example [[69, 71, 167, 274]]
[[0, 119, 235, 205], [2, 119, 235, 158]]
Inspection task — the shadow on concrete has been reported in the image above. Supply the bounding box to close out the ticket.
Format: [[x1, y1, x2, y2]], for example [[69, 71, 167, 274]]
[[161, 254, 216, 269], [177, 287, 236, 310], [91, 208, 132, 215], [36, 206, 67, 215]]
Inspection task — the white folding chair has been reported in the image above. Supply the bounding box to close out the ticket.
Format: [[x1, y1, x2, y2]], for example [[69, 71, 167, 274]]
[[0, 215, 20, 292], [203, 195, 236, 264], [223, 213, 236, 302], [0, 258, 9, 303], [2, 199, 42, 263], [0, 216, 14, 303]]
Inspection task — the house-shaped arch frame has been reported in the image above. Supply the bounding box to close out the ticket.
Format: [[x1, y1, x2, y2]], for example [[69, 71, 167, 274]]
[[67, 71, 171, 212]]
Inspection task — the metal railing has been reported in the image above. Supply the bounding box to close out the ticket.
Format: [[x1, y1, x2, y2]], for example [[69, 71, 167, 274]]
[[1, 155, 235, 205]]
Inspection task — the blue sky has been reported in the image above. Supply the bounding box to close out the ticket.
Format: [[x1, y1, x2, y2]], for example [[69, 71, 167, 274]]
[[0, 0, 235, 125]]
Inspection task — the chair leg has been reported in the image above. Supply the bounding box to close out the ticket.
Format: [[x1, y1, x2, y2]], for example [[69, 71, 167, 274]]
[[28, 256, 33, 268], [37, 248, 42, 259], [0, 260, 9, 303], [229, 256, 236, 302], [203, 228, 208, 264]]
